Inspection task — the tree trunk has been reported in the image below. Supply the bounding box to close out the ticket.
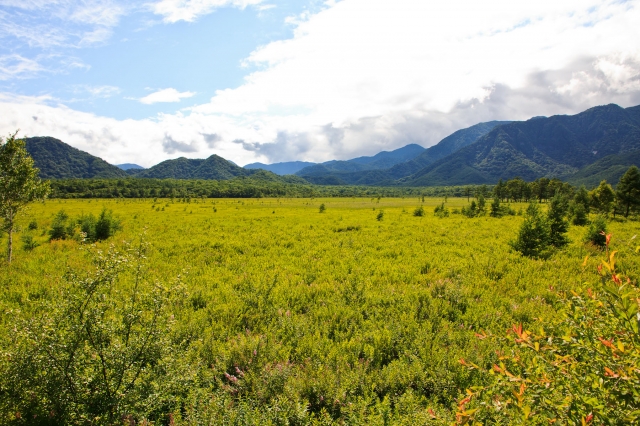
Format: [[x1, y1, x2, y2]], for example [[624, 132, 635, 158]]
[[6, 209, 13, 264], [7, 224, 12, 264]]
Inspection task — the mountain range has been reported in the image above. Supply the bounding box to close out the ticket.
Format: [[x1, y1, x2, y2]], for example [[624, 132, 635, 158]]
[[22, 103, 640, 188]]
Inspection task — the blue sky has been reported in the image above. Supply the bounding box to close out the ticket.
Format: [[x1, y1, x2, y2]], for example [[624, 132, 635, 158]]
[[1, 0, 640, 167]]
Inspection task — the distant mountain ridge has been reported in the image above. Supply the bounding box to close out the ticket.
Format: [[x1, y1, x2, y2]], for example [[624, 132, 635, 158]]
[[296, 121, 509, 185], [21, 103, 640, 188], [402, 104, 640, 186]]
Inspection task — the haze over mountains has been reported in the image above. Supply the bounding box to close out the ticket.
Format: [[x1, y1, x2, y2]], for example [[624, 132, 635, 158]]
[[22, 103, 640, 188]]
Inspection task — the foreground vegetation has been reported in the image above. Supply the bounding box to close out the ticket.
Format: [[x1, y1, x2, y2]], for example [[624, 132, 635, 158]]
[[1, 196, 638, 424]]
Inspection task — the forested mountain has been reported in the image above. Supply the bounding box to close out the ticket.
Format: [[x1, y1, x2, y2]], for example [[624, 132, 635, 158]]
[[21, 104, 639, 187], [135, 155, 256, 179], [25, 137, 129, 179], [403, 104, 640, 186], [244, 161, 316, 175], [296, 121, 508, 185], [568, 150, 640, 188]]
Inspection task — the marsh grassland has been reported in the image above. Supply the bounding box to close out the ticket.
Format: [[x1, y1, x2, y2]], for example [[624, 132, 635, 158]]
[[1, 197, 638, 424]]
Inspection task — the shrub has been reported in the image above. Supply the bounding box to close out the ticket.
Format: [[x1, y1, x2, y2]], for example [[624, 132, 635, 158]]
[[462, 201, 478, 218], [434, 203, 449, 218], [319, 203, 326, 213], [95, 208, 121, 241], [48, 209, 71, 240], [490, 197, 501, 217], [570, 202, 588, 226], [376, 210, 384, 221], [49, 208, 120, 242], [413, 206, 425, 217], [2, 240, 191, 424], [27, 220, 38, 230], [21, 234, 39, 251], [547, 192, 569, 248], [510, 203, 550, 258], [458, 235, 640, 424], [584, 215, 607, 247]]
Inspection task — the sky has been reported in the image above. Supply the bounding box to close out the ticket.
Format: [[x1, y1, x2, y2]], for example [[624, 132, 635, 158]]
[[1, 0, 640, 168]]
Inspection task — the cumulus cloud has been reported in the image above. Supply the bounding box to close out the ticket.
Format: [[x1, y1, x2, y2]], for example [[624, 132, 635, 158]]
[[1, 0, 640, 167], [150, 0, 264, 23], [139, 88, 195, 104]]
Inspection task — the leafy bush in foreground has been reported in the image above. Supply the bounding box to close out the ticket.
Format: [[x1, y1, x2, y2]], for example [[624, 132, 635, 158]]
[[458, 235, 640, 424], [0, 239, 192, 424], [584, 215, 608, 248]]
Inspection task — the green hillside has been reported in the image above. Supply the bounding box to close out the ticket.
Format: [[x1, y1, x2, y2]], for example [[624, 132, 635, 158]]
[[296, 121, 508, 185], [25, 137, 128, 179], [136, 154, 254, 179], [404, 104, 640, 186]]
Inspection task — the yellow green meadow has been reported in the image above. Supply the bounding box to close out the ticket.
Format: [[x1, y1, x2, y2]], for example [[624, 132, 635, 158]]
[[1, 197, 639, 424]]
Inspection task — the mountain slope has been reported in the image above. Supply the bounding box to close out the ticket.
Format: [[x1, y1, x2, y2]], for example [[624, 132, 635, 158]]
[[296, 143, 426, 177], [568, 150, 640, 188], [296, 122, 508, 185], [136, 155, 253, 179], [25, 137, 128, 179], [403, 104, 640, 186]]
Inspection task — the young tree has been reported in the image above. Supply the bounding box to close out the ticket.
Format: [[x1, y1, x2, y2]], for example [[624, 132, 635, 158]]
[[0, 132, 50, 263], [490, 197, 501, 217], [511, 203, 550, 258], [615, 165, 640, 217], [589, 180, 615, 216], [547, 192, 569, 248]]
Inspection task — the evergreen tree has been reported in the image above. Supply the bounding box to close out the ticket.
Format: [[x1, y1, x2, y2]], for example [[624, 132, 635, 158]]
[[573, 186, 590, 213], [547, 192, 569, 247], [615, 165, 640, 217], [490, 197, 501, 217], [589, 180, 615, 216], [477, 194, 486, 215], [511, 203, 550, 258]]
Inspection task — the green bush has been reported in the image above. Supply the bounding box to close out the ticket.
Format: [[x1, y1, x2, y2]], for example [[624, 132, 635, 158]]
[[547, 192, 569, 248], [49, 208, 120, 242], [48, 209, 72, 240], [511, 203, 551, 258], [584, 215, 608, 247], [413, 206, 425, 217], [570, 202, 588, 226], [459, 236, 640, 424], [21, 234, 39, 251], [1, 240, 191, 424], [95, 208, 121, 241], [433, 203, 449, 218]]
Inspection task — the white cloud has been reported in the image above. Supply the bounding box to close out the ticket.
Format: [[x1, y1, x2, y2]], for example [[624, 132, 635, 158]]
[[1, 0, 640, 167], [0, 0, 125, 48], [150, 0, 263, 23], [0, 54, 43, 80], [139, 88, 196, 104]]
